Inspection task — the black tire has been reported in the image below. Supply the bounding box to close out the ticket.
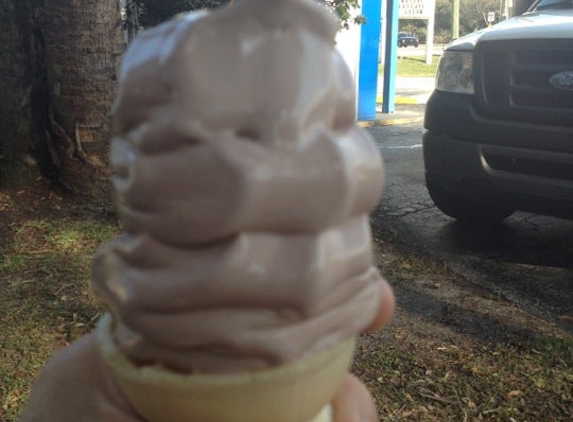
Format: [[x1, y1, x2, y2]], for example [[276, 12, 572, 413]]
[[426, 176, 515, 222]]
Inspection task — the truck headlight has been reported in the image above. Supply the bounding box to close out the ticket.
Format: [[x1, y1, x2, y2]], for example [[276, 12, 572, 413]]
[[436, 51, 474, 94]]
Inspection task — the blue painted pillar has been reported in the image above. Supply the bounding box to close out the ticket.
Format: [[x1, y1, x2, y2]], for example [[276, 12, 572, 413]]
[[382, 0, 399, 113], [357, 0, 382, 120]]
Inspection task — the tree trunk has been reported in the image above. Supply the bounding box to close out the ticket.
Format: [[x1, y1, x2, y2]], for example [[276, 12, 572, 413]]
[[0, 0, 124, 205], [42, 0, 124, 204]]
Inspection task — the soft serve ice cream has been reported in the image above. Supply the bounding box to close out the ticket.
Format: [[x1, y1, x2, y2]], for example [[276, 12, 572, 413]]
[[91, 0, 386, 375]]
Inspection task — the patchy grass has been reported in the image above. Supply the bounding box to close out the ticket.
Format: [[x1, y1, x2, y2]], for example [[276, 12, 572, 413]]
[[0, 208, 118, 419], [354, 332, 572, 421], [0, 183, 571, 421], [361, 240, 573, 421], [380, 55, 440, 77]]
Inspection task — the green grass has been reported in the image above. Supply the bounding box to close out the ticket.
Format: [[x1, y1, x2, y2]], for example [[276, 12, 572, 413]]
[[0, 217, 118, 419], [380, 55, 440, 77]]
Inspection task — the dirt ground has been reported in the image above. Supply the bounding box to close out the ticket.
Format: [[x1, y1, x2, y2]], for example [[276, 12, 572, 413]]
[[0, 178, 114, 235], [1, 179, 571, 421]]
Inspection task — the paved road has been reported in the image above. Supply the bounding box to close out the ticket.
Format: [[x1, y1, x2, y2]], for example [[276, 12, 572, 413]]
[[395, 44, 447, 57], [365, 114, 573, 331], [384, 77, 435, 105]]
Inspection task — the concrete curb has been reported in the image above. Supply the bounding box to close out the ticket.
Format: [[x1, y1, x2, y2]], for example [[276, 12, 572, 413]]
[[357, 114, 424, 127], [357, 103, 425, 127], [375, 94, 428, 105], [356, 114, 424, 128]]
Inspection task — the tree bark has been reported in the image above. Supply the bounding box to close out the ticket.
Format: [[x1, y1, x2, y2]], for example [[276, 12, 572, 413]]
[[42, 0, 124, 204], [0, 0, 124, 205]]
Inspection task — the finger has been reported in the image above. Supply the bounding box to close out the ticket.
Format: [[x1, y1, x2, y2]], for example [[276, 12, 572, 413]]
[[364, 277, 395, 332], [331, 374, 378, 422]]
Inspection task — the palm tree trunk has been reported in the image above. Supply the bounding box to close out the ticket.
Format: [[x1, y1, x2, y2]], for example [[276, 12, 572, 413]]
[[42, 0, 125, 204]]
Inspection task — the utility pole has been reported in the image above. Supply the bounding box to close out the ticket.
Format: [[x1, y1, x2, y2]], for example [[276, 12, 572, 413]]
[[500, 0, 507, 20], [451, 0, 460, 40]]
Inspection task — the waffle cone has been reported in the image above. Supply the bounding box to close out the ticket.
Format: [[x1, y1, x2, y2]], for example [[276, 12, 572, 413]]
[[96, 313, 355, 422]]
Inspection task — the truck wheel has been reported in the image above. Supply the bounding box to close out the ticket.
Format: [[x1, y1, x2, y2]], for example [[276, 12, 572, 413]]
[[426, 177, 514, 222]]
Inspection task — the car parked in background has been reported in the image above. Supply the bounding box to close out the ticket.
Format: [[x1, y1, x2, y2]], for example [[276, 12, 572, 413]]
[[398, 32, 419, 47], [423, 0, 573, 222]]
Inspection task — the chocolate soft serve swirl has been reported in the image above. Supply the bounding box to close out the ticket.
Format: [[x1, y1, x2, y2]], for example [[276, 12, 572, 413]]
[[91, 0, 386, 374]]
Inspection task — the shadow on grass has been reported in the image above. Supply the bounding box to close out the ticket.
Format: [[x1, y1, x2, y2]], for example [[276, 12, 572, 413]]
[[395, 282, 570, 352]]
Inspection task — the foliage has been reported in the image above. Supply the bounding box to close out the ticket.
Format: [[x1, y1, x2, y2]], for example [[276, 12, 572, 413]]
[[461, 0, 501, 31], [134, 0, 226, 27], [401, 0, 504, 44], [323, 0, 365, 28], [134, 0, 364, 29], [434, 0, 455, 42]]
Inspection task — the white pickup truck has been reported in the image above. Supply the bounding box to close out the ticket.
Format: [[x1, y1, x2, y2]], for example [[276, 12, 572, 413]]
[[423, 0, 573, 221]]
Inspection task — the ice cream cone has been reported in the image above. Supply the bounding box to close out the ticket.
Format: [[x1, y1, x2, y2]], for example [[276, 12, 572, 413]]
[[96, 313, 355, 422]]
